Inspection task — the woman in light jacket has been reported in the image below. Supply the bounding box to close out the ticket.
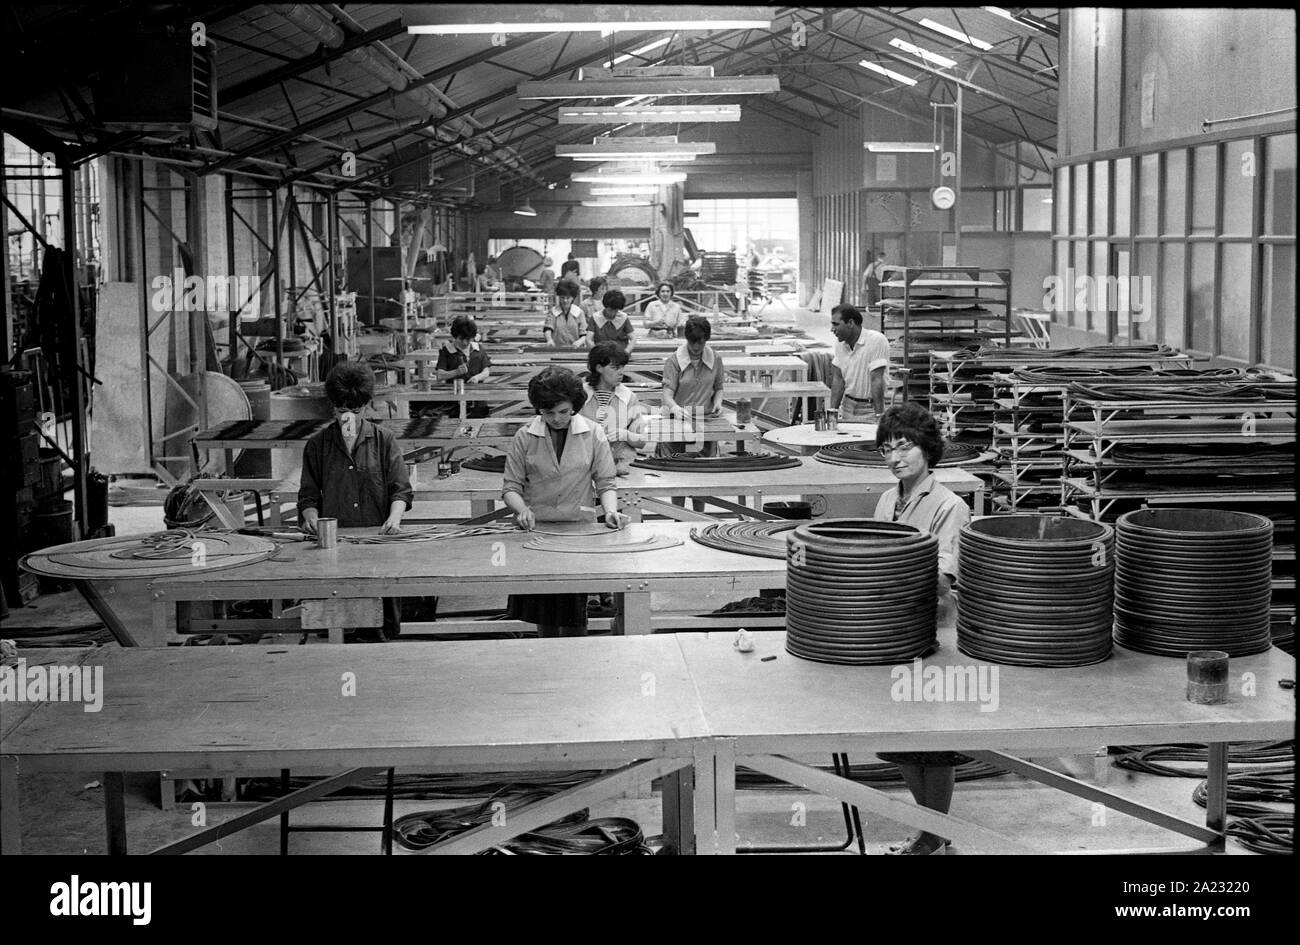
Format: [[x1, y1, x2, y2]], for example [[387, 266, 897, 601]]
[[502, 367, 630, 637], [580, 342, 648, 475]]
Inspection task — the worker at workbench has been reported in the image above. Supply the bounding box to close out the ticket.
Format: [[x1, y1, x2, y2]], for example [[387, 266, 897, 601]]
[[543, 280, 587, 349], [644, 281, 684, 336], [436, 315, 492, 418], [502, 367, 630, 637], [580, 276, 607, 322], [585, 288, 636, 353], [659, 315, 725, 459], [871, 402, 972, 855], [298, 361, 413, 642], [828, 302, 890, 423], [581, 342, 648, 475]]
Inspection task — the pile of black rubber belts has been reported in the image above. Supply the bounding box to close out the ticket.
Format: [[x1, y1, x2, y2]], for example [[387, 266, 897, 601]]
[[1115, 508, 1274, 657], [631, 453, 802, 472], [784, 520, 938, 665], [957, 515, 1115, 666], [814, 441, 983, 468], [462, 454, 507, 473], [690, 521, 800, 559]]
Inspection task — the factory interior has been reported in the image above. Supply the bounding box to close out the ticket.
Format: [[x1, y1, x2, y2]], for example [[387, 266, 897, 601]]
[[0, 4, 1294, 879]]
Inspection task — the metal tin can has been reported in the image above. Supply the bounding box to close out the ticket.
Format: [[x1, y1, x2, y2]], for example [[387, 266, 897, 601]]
[[316, 517, 338, 549], [735, 398, 752, 425], [453, 379, 465, 395]]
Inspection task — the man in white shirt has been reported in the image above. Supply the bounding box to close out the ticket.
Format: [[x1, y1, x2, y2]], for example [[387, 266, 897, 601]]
[[828, 303, 890, 423]]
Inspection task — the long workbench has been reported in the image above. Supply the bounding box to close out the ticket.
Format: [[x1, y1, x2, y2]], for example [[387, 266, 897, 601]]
[[0, 638, 714, 855], [4, 632, 1291, 855], [264, 458, 984, 523], [678, 630, 1295, 854], [144, 522, 789, 643]]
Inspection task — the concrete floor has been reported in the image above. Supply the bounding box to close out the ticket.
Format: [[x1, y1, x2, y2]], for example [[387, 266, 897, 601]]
[[4, 304, 1268, 854]]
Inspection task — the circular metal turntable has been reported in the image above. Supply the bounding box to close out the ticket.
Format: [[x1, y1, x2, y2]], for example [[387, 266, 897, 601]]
[[21, 530, 278, 580]]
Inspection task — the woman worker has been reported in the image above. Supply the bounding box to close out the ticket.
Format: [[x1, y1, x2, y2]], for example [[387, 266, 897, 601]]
[[644, 282, 684, 336], [581, 342, 648, 475], [585, 288, 636, 353], [871, 401, 973, 855], [435, 315, 492, 418], [542, 280, 586, 349], [502, 367, 631, 637]]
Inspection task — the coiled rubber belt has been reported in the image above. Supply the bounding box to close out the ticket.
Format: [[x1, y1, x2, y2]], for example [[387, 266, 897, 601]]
[[690, 520, 801, 559], [956, 514, 1115, 667], [631, 452, 803, 472], [955, 343, 1183, 362], [462, 454, 507, 473], [784, 520, 939, 665], [1114, 508, 1274, 657], [813, 441, 984, 468]]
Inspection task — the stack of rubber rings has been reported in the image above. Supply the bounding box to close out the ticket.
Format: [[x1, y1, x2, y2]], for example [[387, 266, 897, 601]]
[[813, 441, 984, 468], [957, 515, 1115, 666], [784, 519, 938, 665], [1114, 508, 1274, 657]]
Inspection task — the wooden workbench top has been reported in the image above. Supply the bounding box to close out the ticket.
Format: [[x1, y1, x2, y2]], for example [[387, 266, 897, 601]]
[[0, 637, 710, 769], [676, 630, 1295, 752], [271, 457, 982, 499], [145, 522, 789, 595], [378, 381, 830, 402]]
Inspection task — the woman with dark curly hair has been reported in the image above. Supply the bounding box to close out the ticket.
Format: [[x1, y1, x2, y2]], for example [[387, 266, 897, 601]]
[[871, 401, 973, 855], [501, 367, 630, 636], [584, 288, 635, 352], [298, 361, 413, 642], [581, 342, 648, 474], [433, 315, 492, 418]]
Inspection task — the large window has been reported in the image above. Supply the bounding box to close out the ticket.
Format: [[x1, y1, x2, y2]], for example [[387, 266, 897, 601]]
[[683, 197, 799, 260]]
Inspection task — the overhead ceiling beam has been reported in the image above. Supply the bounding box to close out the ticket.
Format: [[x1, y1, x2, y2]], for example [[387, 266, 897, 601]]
[[221, 19, 408, 103], [824, 27, 1057, 126], [853, 7, 1058, 93], [202, 32, 552, 173], [324, 19, 810, 192]]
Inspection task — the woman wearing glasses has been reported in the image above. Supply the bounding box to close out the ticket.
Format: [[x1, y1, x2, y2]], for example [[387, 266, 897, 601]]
[[871, 402, 972, 855]]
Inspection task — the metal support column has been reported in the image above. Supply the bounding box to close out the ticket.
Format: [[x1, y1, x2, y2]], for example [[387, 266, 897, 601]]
[[61, 160, 89, 537]]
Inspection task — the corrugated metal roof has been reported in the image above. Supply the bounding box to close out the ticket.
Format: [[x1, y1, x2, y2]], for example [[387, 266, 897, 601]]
[[4, 4, 1057, 195]]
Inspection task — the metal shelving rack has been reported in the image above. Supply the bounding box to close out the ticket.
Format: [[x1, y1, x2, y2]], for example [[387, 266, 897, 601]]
[[880, 266, 1013, 408]]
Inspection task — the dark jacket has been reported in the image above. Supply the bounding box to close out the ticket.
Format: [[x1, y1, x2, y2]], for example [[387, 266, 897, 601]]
[[297, 417, 413, 526]]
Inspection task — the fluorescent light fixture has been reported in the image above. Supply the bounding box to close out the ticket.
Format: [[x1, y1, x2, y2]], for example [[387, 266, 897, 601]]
[[512, 200, 537, 217], [983, 7, 1049, 33], [864, 142, 940, 153], [572, 170, 686, 184], [557, 104, 742, 124], [590, 186, 659, 195], [409, 20, 770, 35], [603, 37, 670, 68], [558, 142, 715, 161], [919, 18, 993, 50], [517, 76, 780, 99], [859, 61, 919, 86], [581, 198, 654, 207], [889, 37, 957, 69]]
